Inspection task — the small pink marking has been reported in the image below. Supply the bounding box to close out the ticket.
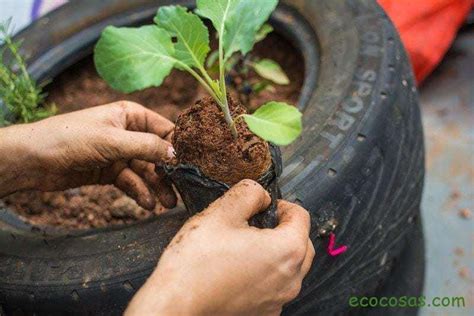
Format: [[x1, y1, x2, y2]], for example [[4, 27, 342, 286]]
[[327, 233, 348, 257]]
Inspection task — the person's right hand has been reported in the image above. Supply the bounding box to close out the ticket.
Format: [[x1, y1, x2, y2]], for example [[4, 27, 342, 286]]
[[126, 179, 315, 316], [0, 101, 176, 210]]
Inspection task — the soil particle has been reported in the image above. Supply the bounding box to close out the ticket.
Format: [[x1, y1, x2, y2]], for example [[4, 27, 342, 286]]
[[3, 186, 164, 229], [172, 96, 271, 184], [458, 208, 472, 219], [450, 190, 461, 201], [110, 196, 141, 218], [454, 247, 465, 256], [458, 266, 472, 280]]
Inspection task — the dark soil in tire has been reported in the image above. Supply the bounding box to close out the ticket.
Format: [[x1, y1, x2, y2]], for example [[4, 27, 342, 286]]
[[1, 33, 303, 230]]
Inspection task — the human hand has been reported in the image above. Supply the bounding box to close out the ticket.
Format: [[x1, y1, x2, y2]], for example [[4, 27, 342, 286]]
[[0, 101, 176, 210], [126, 180, 315, 316]]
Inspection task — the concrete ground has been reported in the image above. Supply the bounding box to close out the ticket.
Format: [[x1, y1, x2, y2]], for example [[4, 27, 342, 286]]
[[418, 25, 473, 316]]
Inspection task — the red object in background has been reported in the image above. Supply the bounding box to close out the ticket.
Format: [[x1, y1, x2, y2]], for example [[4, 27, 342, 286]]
[[378, 0, 473, 84]]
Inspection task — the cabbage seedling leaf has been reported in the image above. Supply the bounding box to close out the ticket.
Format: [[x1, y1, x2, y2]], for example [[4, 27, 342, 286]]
[[94, 25, 176, 93], [252, 59, 290, 85], [255, 24, 274, 42], [154, 6, 210, 70], [243, 102, 302, 146], [196, 0, 278, 61]]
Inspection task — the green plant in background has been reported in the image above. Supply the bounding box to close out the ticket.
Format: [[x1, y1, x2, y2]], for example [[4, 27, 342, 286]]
[[94, 0, 302, 146], [207, 23, 290, 105], [0, 19, 56, 127]]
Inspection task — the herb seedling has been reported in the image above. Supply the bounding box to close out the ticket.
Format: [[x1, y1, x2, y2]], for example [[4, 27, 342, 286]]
[[0, 19, 56, 126], [94, 0, 302, 145]]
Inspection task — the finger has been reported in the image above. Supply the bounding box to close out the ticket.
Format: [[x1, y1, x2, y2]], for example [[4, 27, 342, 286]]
[[275, 200, 311, 243], [207, 179, 271, 224], [112, 130, 175, 163], [130, 160, 158, 187], [115, 101, 175, 138], [165, 130, 174, 143], [155, 167, 178, 209], [115, 168, 156, 210], [300, 239, 316, 277], [98, 161, 128, 185], [130, 160, 177, 209]]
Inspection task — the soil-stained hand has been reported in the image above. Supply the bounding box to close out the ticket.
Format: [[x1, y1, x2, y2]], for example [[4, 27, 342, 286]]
[[0, 101, 177, 210], [126, 180, 315, 316]]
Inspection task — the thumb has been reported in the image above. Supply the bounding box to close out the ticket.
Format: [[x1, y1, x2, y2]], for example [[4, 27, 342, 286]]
[[206, 179, 271, 225], [111, 130, 175, 163], [274, 200, 311, 242]]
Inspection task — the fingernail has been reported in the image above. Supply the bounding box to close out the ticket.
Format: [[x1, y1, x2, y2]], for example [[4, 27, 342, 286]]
[[167, 146, 176, 159]]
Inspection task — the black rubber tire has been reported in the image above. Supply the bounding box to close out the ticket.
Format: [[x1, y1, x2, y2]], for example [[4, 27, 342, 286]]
[[0, 0, 425, 315], [346, 218, 425, 316]]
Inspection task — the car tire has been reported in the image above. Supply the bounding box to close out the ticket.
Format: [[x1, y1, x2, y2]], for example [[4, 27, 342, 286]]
[[0, 0, 425, 314]]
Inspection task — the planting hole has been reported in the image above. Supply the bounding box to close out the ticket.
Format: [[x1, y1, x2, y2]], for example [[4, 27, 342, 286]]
[[123, 281, 134, 292], [357, 134, 366, 142], [71, 290, 80, 301], [328, 168, 337, 177], [100, 283, 107, 293]]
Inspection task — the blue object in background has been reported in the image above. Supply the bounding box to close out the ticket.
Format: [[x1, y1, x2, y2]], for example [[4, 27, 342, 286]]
[[0, 0, 67, 33]]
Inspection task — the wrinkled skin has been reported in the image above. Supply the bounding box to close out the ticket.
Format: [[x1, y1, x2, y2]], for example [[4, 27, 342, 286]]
[[0, 104, 315, 315], [127, 180, 315, 316], [0, 101, 177, 209]]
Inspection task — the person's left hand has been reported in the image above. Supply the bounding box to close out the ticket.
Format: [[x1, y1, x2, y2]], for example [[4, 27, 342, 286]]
[[0, 101, 177, 210]]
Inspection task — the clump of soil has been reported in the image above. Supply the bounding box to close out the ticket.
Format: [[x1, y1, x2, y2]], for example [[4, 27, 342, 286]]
[[2, 32, 303, 229], [173, 97, 271, 185], [2, 186, 165, 229]]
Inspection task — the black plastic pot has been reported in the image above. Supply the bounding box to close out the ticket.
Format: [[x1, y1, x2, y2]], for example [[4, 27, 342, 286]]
[[0, 1, 425, 315], [163, 145, 282, 228]]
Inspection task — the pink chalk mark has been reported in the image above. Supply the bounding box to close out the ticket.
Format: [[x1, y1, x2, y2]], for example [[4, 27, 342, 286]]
[[327, 233, 348, 257]]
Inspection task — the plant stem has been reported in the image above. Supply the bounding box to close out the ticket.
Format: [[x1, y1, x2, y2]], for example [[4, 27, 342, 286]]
[[217, 30, 238, 139], [229, 114, 245, 136], [219, 41, 227, 101], [198, 64, 222, 97], [178, 62, 221, 103], [179, 58, 238, 139], [221, 98, 238, 138], [200, 63, 238, 138]]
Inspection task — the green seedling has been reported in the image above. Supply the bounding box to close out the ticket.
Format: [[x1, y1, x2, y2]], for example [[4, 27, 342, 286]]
[[0, 19, 56, 126], [225, 56, 290, 105], [207, 23, 290, 104], [94, 0, 302, 146]]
